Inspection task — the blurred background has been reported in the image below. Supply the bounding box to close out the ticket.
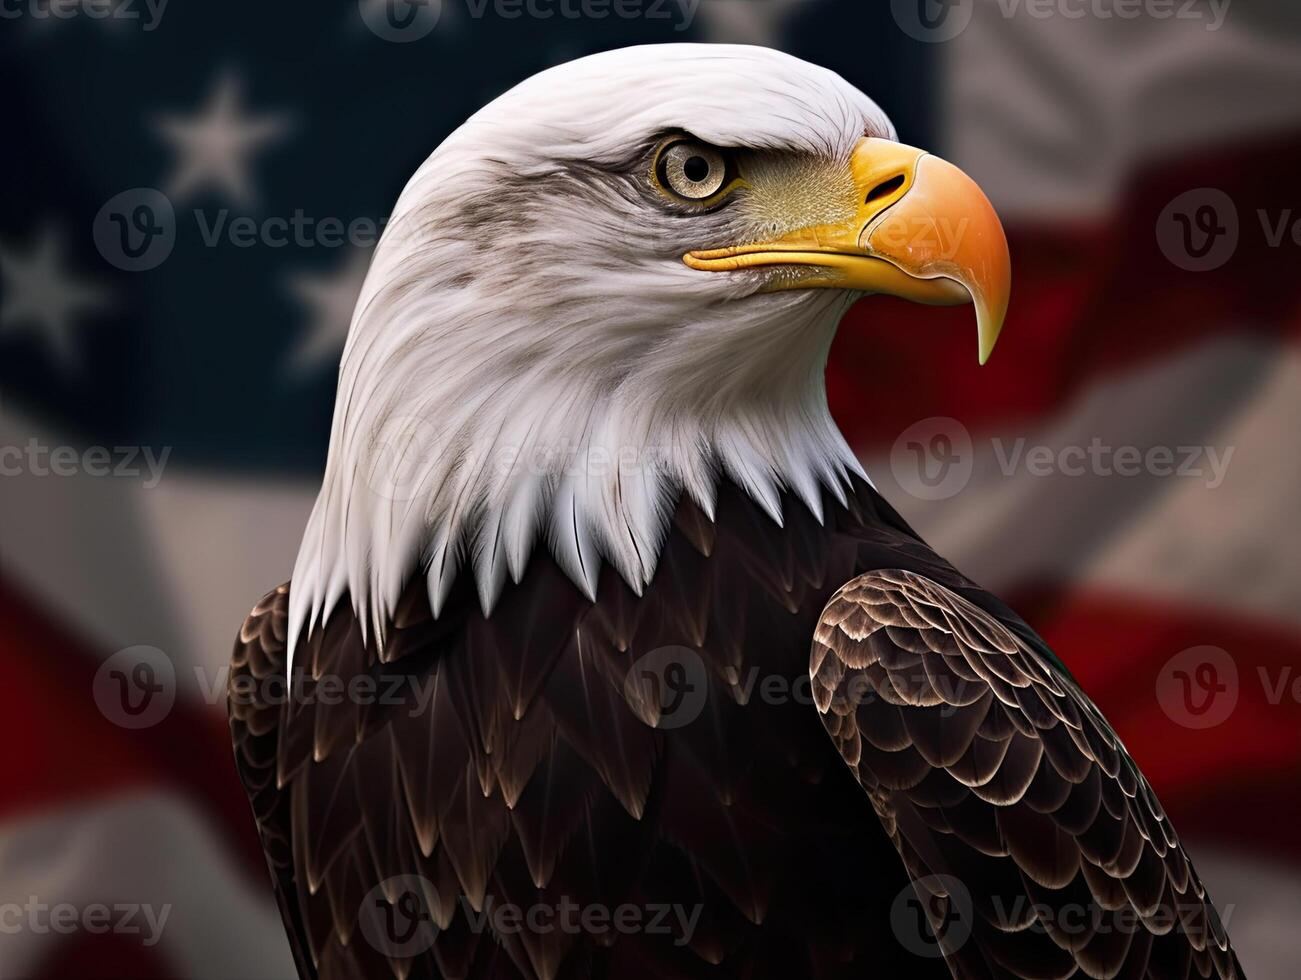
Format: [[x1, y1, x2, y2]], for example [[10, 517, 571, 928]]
[[1, 1, 1298, 977]]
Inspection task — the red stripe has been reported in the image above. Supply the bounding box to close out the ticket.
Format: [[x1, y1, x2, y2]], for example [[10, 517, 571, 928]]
[[33, 933, 174, 980], [829, 132, 1301, 448], [0, 577, 266, 878], [1010, 585, 1301, 862]]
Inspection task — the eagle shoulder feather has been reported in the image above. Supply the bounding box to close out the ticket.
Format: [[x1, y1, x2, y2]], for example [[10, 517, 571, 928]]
[[810, 568, 1243, 980]]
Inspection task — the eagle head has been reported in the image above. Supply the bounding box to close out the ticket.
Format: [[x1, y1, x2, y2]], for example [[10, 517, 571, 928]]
[[288, 44, 1010, 657]]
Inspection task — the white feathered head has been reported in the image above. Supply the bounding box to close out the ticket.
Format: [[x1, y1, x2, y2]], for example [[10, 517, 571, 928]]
[[289, 43, 1010, 657]]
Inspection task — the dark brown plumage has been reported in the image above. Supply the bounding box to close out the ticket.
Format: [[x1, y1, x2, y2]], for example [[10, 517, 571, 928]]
[[812, 569, 1241, 980], [229, 479, 1242, 979]]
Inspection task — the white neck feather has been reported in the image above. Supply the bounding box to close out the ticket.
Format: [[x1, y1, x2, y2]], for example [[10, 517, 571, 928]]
[[286, 45, 884, 661]]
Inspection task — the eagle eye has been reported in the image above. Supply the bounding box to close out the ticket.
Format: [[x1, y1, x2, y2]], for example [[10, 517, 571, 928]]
[[653, 139, 738, 207]]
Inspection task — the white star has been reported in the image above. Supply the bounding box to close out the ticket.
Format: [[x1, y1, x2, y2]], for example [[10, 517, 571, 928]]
[[0, 225, 111, 366], [153, 71, 292, 207], [697, 0, 812, 46], [283, 248, 372, 375]]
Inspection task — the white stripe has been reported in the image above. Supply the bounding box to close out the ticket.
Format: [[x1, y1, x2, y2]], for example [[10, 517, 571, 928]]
[[867, 335, 1301, 626], [945, 4, 1301, 218], [0, 793, 296, 979]]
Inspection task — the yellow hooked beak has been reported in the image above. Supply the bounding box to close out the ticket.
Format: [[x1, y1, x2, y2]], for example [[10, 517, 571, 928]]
[[684, 138, 1011, 365]]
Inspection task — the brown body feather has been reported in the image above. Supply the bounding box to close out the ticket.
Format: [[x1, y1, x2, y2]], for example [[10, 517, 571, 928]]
[[229, 479, 1241, 979]]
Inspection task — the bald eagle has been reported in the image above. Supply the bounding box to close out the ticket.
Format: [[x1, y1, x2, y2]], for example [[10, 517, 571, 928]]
[[229, 44, 1243, 980]]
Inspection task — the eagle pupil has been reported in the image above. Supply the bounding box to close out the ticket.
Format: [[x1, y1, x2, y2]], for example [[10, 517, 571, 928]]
[[684, 156, 711, 183]]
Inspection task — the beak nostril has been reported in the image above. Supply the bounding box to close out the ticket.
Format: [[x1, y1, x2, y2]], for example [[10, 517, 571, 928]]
[[866, 174, 906, 205]]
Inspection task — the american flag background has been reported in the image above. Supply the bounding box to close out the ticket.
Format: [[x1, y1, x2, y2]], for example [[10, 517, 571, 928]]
[[1, 1, 1298, 977]]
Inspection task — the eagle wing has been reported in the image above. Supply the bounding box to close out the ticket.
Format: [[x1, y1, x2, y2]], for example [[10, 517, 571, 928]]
[[810, 569, 1242, 980], [227, 585, 318, 979]]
